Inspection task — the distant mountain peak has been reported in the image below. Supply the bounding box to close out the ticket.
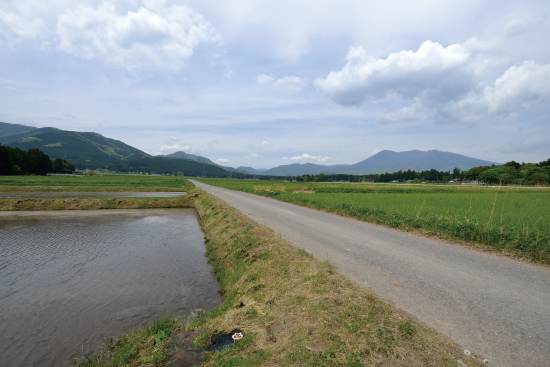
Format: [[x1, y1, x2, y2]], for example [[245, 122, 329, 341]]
[[162, 151, 247, 173], [262, 149, 498, 176], [238, 166, 268, 175]]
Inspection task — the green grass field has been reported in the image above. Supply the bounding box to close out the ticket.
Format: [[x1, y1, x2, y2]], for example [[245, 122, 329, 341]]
[[0, 174, 190, 192], [197, 179, 550, 264]]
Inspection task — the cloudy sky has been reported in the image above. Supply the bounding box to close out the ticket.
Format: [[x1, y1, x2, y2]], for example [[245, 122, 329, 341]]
[[1, 0, 549, 169]]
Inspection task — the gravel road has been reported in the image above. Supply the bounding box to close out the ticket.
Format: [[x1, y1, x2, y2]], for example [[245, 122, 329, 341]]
[[192, 180, 550, 367]]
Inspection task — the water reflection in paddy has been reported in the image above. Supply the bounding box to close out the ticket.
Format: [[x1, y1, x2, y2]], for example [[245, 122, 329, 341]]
[[0, 209, 221, 367]]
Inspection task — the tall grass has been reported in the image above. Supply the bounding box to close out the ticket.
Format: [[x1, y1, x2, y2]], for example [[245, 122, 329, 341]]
[[198, 179, 550, 264], [75, 317, 181, 367]]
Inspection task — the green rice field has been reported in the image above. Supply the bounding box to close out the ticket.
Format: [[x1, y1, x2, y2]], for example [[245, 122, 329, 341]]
[[197, 179, 550, 264]]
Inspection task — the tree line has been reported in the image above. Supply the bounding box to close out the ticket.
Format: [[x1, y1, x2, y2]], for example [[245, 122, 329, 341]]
[[296, 168, 465, 183], [294, 158, 550, 185], [464, 160, 550, 184], [0, 144, 74, 175]]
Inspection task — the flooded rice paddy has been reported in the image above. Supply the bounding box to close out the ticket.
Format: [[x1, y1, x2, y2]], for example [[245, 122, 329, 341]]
[[0, 209, 221, 367]]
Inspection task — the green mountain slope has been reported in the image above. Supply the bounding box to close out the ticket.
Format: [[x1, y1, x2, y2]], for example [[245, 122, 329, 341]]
[[163, 151, 216, 164], [162, 151, 247, 173], [120, 156, 231, 177], [0, 122, 232, 176], [0, 122, 37, 138], [0, 127, 147, 168]]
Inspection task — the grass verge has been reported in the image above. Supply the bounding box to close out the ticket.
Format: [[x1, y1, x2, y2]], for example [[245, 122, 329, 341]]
[[0, 176, 194, 211], [0, 195, 195, 211], [0, 174, 191, 192]]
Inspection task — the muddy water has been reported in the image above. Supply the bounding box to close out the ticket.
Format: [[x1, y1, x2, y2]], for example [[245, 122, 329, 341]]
[[0, 209, 221, 367]]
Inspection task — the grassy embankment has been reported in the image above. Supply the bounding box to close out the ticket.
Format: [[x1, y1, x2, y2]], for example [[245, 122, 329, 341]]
[[197, 179, 550, 265], [0, 175, 193, 211], [0, 174, 190, 191], [1, 175, 484, 366]]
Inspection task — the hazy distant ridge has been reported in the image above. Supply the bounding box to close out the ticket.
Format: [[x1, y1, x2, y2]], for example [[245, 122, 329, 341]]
[[262, 150, 498, 176], [237, 166, 268, 175]]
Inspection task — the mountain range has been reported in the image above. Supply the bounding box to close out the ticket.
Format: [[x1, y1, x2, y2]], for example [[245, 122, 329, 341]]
[[0, 122, 498, 176], [237, 166, 268, 175], [255, 150, 497, 176]]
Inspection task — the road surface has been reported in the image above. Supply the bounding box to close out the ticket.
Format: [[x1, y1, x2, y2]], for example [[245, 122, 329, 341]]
[[192, 180, 550, 367]]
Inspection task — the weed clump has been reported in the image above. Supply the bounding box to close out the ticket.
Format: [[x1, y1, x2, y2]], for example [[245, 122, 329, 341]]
[[74, 317, 181, 367]]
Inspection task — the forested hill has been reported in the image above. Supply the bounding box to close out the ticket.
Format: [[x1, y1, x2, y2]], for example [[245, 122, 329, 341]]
[[0, 126, 147, 168], [162, 151, 247, 173], [0, 122, 232, 176], [0, 122, 37, 137], [0, 144, 54, 175]]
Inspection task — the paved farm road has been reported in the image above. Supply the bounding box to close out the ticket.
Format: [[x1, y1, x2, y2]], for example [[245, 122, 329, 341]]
[[191, 181, 550, 367]]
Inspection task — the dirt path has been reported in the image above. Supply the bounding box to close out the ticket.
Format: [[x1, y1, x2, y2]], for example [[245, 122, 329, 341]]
[[191, 180, 550, 367]]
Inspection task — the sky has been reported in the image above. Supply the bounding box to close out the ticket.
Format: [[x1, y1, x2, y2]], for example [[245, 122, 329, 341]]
[[1, 0, 549, 169]]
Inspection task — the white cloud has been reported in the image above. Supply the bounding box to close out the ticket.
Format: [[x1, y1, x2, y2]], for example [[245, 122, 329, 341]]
[[315, 40, 473, 106], [316, 40, 550, 124], [261, 140, 270, 146], [56, 2, 219, 70], [283, 153, 331, 163], [245, 153, 262, 159], [424, 60, 550, 123], [273, 76, 307, 92], [159, 143, 190, 153], [0, 77, 16, 91], [256, 74, 307, 92], [483, 61, 550, 116], [496, 131, 550, 155], [504, 15, 550, 37], [0, 8, 46, 46], [256, 74, 275, 84], [202, 0, 495, 64], [217, 158, 229, 163]]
